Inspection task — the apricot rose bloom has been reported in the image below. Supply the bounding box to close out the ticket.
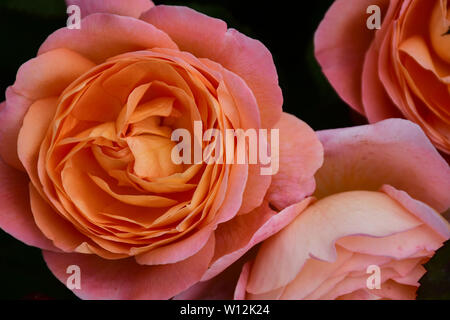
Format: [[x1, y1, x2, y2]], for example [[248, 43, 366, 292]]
[[315, 0, 450, 154], [235, 119, 450, 300], [0, 0, 323, 299]]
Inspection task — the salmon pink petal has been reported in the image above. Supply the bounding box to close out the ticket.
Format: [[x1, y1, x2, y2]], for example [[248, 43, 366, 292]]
[[217, 66, 270, 214], [66, 0, 154, 19], [314, 0, 390, 113], [0, 158, 57, 251], [373, 280, 418, 300], [135, 223, 215, 265], [315, 119, 450, 212], [381, 184, 450, 239], [175, 258, 246, 300], [239, 164, 271, 214], [214, 164, 247, 224], [203, 198, 313, 281], [320, 269, 399, 300], [362, 42, 403, 122], [17, 97, 58, 186], [0, 49, 95, 169], [14, 48, 96, 100], [280, 246, 354, 300], [0, 88, 32, 170], [337, 225, 445, 260], [234, 261, 252, 300], [29, 184, 87, 252], [335, 289, 380, 300], [38, 13, 178, 63], [267, 113, 324, 210], [43, 234, 215, 300], [141, 5, 282, 129]]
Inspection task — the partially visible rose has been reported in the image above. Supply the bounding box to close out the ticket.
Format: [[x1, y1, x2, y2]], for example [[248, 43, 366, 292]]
[[0, 0, 323, 299], [315, 0, 450, 154], [235, 119, 450, 300]]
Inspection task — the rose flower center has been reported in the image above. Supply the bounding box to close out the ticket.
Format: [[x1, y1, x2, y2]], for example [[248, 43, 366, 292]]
[[38, 50, 229, 258]]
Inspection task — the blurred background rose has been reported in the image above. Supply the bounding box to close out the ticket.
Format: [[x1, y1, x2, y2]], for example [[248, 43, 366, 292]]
[[315, 0, 450, 155]]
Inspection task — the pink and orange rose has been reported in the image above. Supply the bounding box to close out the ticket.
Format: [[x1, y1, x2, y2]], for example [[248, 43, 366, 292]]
[[0, 0, 323, 299], [315, 0, 450, 154]]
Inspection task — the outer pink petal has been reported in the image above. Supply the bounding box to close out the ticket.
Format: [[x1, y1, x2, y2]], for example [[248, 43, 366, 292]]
[[360, 0, 403, 121], [0, 88, 32, 170], [141, 5, 282, 129], [38, 13, 178, 64], [66, 0, 154, 19], [175, 258, 246, 300], [314, 0, 390, 113], [222, 68, 270, 214], [362, 42, 403, 122], [315, 119, 450, 212], [0, 49, 95, 169], [234, 261, 252, 300], [202, 198, 313, 281], [43, 234, 215, 300], [13, 48, 96, 101], [135, 223, 215, 265], [266, 113, 324, 210], [0, 158, 57, 251]]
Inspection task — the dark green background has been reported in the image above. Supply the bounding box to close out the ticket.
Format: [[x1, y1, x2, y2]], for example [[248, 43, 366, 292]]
[[0, 0, 448, 300]]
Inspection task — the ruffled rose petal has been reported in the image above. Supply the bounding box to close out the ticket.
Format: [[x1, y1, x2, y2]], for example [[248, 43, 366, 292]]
[[280, 246, 353, 300], [66, 0, 154, 19], [0, 49, 95, 169], [314, 0, 390, 113], [337, 225, 444, 260], [266, 113, 324, 210], [374, 280, 418, 300], [381, 184, 450, 239], [362, 42, 403, 122], [0, 158, 57, 251], [234, 261, 252, 300], [141, 5, 282, 129], [175, 258, 246, 300], [247, 191, 422, 294], [43, 234, 215, 300], [38, 13, 178, 63], [135, 223, 215, 265], [320, 268, 400, 300], [0, 88, 32, 169], [315, 119, 450, 212], [14, 48, 96, 100], [17, 98, 58, 187], [214, 164, 247, 224], [29, 184, 87, 252]]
